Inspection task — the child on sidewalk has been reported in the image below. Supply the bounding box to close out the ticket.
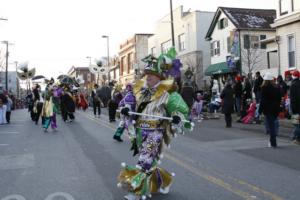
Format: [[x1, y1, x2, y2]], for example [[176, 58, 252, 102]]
[[191, 92, 204, 122], [242, 99, 256, 124]]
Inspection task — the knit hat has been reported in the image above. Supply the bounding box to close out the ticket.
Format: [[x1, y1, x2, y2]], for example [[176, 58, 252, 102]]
[[263, 72, 274, 81], [292, 70, 300, 78]]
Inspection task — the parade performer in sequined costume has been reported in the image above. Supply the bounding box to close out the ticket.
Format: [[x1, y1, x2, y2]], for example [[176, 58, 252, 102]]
[[113, 83, 136, 142], [117, 48, 193, 200]]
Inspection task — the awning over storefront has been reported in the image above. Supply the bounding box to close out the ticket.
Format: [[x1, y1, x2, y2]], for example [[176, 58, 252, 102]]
[[205, 62, 232, 76]]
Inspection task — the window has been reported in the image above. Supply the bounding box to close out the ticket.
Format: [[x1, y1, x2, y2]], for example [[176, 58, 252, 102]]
[[161, 40, 172, 54], [244, 35, 250, 49], [227, 37, 231, 53], [218, 18, 228, 29], [288, 34, 295, 68], [151, 47, 156, 56], [243, 34, 259, 49], [280, 0, 290, 15], [127, 53, 134, 73], [121, 57, 126, 75], [250, 36, 259, 49], [260, 35, 267, 49], [210, 41, 220, 56], [178, 33, 186, 51]]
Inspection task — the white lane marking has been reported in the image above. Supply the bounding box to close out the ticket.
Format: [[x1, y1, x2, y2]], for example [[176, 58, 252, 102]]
[[1, 194, 26, 200], [0, 144, 9, 146], [45, 192, 74, 200], [0, 154, 35, 170], [0, 131, 20, 134]]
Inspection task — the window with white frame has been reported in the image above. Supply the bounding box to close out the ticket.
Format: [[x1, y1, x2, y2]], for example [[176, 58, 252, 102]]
[[250, 36, 259, 49], [280, 0, 290, 15], [161, 40, 172, 54], [178, 33, 186, 51], [243, 35, 260, 49], [210, 41, 220, 56], [288, 34, 295, 68]]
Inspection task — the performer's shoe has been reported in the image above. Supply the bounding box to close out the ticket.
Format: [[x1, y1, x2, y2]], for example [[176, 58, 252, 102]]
[[113, 135, 123, 142], [159, 186, 170, 194], [124, 193, 139, 200]]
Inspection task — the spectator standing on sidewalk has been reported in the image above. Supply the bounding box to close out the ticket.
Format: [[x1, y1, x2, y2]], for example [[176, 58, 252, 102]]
[[0, 98, 7, 125], [253, 71, 264, 103], [259, 73, 281, 148], [221, 81, 234, 128], [290, 70, 300, 145], [5, 94, 13, 124], [277, 75, 288, 98], [234, 75, 243, 116]]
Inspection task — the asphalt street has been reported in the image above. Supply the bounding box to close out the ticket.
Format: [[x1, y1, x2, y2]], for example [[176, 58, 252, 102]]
[[0, 109, 300, 200]]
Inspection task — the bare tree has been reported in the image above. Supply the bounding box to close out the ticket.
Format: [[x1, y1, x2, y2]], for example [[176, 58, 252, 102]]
[[240, 33, 264, 76], [183, 52, 203, 90], [241, 48, 263, 76]]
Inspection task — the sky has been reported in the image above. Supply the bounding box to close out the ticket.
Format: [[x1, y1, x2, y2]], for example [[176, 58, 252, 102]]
[[0, 0, 276, 78]]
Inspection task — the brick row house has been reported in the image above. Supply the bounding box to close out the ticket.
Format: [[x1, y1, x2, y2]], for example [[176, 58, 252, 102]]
[[67, 66, 96, 89], [118, 34, 153, 87]]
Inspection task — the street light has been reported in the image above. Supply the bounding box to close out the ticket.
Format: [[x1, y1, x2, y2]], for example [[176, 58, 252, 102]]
[[102, 35, 110, 83], [169, 0, 175, 47], [1, 41, 13, 91], [0, 18, 8, 21]]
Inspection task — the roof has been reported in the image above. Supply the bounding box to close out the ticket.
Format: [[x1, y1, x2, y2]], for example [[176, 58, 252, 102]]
[[206, 7, 276, 40]]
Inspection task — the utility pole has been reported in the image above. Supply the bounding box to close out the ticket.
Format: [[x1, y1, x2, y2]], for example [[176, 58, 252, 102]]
[[102, 35, 110, 83], [3, 41, 9, 91], [170, 0, 175, 47], [14, 61, 20, 98]]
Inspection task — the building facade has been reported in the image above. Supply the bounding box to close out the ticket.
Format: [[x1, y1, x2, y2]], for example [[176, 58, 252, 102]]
[[0, 71, 19, 95], [118, 34, 153, 86], [67, 66, 96, 89], [270, 0, 300, 75], [148, 6, 214, 89], [205, 7, 277, 83]]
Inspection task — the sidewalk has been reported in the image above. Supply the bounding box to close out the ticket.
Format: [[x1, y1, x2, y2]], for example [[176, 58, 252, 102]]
[[202, 112, 294, 139]]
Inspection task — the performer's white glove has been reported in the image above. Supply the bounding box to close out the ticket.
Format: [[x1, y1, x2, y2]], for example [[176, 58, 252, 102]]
[[172, 115, 181, 124]]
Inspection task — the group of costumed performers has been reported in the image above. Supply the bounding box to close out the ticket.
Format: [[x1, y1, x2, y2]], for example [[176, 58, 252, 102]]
[[29, 76, 80, 131], [116, 48, 194, 200]]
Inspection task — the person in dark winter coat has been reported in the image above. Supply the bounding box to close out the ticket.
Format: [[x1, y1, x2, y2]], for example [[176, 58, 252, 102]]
[[259, 73, 281, 148], [221, 82, 234, 128], [243, 77, 252, 100], [234, 76, 243, 115], [277, 75, 288, 98], [290, 70, 300, 144], [253, 71, 264, 103]]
